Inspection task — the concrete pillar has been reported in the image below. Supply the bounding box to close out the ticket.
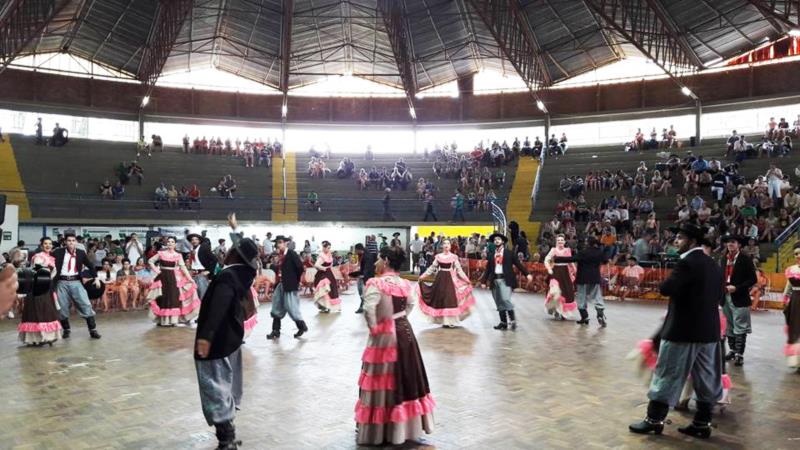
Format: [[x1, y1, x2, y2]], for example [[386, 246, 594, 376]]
[[695, 99, 702, 146], [138, 108, 144, 140]]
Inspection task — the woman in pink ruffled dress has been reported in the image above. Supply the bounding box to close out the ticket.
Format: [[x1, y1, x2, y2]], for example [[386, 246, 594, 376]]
[[417, 239, 475, 328], [356, 246, 435, 446], [243, 286, 259, 340], [543, 235, 578, 320], [782, 242, 800, 370], [146, 237, 201, 326], [313, 241, 342, 313], [18, 237, 62, 346]]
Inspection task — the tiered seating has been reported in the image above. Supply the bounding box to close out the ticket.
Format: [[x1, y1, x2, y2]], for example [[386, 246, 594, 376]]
[[533, 138, 800, 262], [8, 134, 272, 221], [294, 152, 515, 222]]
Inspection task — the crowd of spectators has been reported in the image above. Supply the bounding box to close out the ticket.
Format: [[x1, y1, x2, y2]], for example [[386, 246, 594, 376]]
[[182, 135, 282, 168]]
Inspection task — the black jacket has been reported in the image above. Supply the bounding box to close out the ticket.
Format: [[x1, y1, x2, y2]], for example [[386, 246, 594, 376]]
[[52, 247, 95, 278], [659, 248, 724, 343], [553, 246, 607, 285], [720, 252, 757, 308], [194, 264, 256, 360], [350, 252, 376, 282], [271, 249, 303, 292], [481, 247, 529, 289]]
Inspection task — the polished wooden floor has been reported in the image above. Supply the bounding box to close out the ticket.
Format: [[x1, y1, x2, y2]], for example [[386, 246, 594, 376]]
[[0, 289, 797, 450]]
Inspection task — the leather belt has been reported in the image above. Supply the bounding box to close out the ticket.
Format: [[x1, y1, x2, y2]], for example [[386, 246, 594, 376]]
[[59, 275, 80, 281]]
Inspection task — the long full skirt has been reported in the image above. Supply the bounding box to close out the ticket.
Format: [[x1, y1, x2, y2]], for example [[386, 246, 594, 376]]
[[313, 269, 342, 312], [784, 291, 800, 368], [545, 266, 578, 320], [18, 291, 61, 345], [356, 317, 435, 445], [417, 271, 475, 326], [147, 269, 200, 326]]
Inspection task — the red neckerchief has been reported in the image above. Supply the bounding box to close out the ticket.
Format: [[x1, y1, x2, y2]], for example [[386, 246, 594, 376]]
[[725, 251, 738, 282], [494, 247, 504, 266], [67, 249, 76, 273]]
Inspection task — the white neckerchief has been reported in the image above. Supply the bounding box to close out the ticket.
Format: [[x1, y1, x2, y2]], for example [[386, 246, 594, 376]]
[[679, 247, 704, 259]]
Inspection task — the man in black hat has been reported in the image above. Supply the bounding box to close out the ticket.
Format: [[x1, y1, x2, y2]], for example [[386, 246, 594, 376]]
[[266, 235, 308, 339], [554, 236, 609, 327], [481, 232, 532, 330], [187, 232, 211, 300], [629, 224, 724, 439], [390, 232, 402, 248], [53, 232, 101, 339], [194, 237, 260, 450], [350, 243, 376, 314], [719, 234, 757, 367]]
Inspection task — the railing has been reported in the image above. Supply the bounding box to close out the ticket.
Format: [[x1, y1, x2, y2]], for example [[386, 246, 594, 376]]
[[491, 202, 507, 235], [531, 144, 545, 213], [773, 214, 800, 272], [0, 188, 506, 222]]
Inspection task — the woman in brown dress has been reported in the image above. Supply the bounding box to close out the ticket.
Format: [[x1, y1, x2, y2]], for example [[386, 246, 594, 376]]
[[18, 237, 61, 346], [417, 239, 475, 327], [356, 246, 435, 445], [782, 242, 800, 369], [313, 241, 342, 313], [146, 236, 200, 326]]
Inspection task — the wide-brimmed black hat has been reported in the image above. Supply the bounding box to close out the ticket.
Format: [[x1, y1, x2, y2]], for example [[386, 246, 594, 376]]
[[720, 234, 748, 246], [488, 232, 508, 243], [186, 233, 203, 241], [272, 235, 290, 243], [392, 232, 401, 237], [668, 224, 708, 244], [235, 238, 260, 270]]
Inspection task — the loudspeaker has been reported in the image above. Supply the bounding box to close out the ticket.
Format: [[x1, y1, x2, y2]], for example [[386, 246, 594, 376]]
[[0, 193, 5, 225]]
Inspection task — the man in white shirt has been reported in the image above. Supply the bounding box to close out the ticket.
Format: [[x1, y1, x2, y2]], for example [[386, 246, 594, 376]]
[[125, 233, 144, 265], [188, 233, 210, 299], [177, 229, 193, 258], [263, 232, 274, 256], [409, 234, 424, 273], [309, 237, 319, 256], [766, 164, 783, 201]]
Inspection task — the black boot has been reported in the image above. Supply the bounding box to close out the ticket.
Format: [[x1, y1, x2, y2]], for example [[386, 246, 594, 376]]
[[86, 317, 101, 339], [214, 420, 241, 449], [576, 309, 589, 325], [494, 311, 508, 330], [60, 319, 71, 339], [507, 310, 517, 330], [678, 401, 712, 439], [266, 317, 281, 340], [725, 335, 736, 361], [294, 320, 308, 338], [355, 299, 364, 314], [735, 334, 746, 366], [597, 308, 607, 328], [629, 400, 668, 435]]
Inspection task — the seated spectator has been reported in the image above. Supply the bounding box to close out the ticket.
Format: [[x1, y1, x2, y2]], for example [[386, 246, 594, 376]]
[[100, 179, 112, 199], [137, 136, 151, 157], [154, 183, 168, 209], [112, 181, 125, 200], [151, 134, 163, 153], [358, 168, 369, 190], [128, 161, 144, 185], [307, 191, 321, 211], [221, 175, 237, 199], [257, 146, 271, 167], [532, 136, 543, 158], [50, 122, 69, 147], [189, 184, 201, 208], [178, 186, 190, 209], [167, 184, 178, 208], [618, 256, 644, 300]]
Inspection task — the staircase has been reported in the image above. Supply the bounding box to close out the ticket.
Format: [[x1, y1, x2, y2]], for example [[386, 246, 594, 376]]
[[272, 153, 298, 222], [506, 157, 540, 240], [0, 133, 31, 219]]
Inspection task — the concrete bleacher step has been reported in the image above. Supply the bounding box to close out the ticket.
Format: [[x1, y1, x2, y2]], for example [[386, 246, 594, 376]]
[[532, 139, 800, 265], [7, 134, 272, 222], [294, 152, 516, 223]]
